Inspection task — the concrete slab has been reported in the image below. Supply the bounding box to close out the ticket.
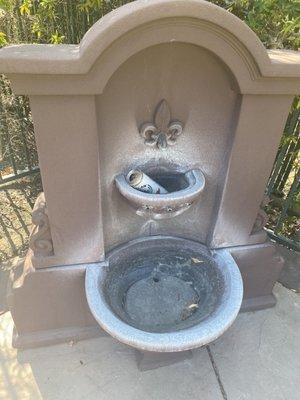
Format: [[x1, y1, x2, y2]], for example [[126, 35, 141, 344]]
[[0, 312, 223, 400], [210, 283, 300, 400], [1, 283, 299, 400], [0, 312, 42, 400]]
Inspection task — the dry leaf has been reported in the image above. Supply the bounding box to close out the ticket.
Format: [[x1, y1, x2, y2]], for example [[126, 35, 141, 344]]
[[181, 302, 199, 320], [191, 257, 204, 264], [188, 303, 199, 310]]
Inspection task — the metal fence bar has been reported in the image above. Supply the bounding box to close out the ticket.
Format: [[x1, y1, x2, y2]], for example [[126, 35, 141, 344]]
[[267, 107, 300, 195], [0, 167, 39, 185], [0, 173, 42, 262], [266, 100, 300, 249], [19, 185, 34, 209], [265, 228, 300, 252], [275, 168, 300, 232], [0, 102, 18, 178], [0, 214, 17, 254], [3, 188, 30, 235], [16, 97, 33, 172], [278, 136, 299, 193]]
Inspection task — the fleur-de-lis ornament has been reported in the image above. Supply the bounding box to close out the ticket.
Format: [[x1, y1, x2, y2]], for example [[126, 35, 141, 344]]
[[139, 99, 183, 149]]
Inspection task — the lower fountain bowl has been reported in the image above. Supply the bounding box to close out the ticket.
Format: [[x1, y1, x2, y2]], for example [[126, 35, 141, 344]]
[[85, 236, 243, 352]]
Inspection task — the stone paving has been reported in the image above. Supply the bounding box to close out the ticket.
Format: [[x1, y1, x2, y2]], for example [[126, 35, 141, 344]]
[[0, 283, 299, 400]]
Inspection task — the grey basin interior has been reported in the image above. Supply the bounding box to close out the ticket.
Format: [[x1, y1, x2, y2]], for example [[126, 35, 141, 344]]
[[86, 236, 243, 352], [139, 166, 190, 193], [104, 241, 223, 333]]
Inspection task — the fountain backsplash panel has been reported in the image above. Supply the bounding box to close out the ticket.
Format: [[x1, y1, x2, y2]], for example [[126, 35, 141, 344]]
[[1, 0, 299, 353], [97, 42, 238, 248]]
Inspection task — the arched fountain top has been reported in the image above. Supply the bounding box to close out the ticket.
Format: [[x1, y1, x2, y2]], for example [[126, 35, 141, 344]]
[[78, 0, 270, 76], [0, 0, 299, 94]]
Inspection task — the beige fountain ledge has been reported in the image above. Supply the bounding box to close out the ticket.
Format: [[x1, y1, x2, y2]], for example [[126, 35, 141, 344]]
[[1, 0, 299, 357]]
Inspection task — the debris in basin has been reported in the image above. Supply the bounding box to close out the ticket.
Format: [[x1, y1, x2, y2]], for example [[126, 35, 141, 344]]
[[188, 303, 199, 310], [126, 170, 168, 194], [103, 240, 225, 334], [124, 274, 198, 331], [181, 301, 200, 321], [191, 257, 204, 264]]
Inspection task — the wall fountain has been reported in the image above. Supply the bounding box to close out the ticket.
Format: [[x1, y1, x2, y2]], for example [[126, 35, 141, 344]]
[[1, 0, 300, 369]]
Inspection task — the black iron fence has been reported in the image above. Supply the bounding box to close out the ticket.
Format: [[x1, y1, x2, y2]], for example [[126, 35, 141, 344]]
[[0, 76, 39, 183], [0, 76, 42, 262], [266, 99, 300, 251]]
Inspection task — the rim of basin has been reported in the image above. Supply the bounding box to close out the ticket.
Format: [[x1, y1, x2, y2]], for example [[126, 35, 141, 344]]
[[85, 236, 243, 352]]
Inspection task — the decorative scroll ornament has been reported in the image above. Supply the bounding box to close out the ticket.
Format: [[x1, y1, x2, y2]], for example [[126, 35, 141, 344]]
[[29, 192, 54, 257], [139, 99, 183, 149]]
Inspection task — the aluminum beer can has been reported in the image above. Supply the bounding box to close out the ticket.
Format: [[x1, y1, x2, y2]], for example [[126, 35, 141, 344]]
[[126, 170, 168, 194]]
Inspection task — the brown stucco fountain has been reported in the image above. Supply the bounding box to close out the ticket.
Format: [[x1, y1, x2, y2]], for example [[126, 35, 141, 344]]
[[1, 0, 300, 369]]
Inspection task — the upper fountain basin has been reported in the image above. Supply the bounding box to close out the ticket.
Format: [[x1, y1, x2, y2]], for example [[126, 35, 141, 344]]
[[115, 168, 205, 219]]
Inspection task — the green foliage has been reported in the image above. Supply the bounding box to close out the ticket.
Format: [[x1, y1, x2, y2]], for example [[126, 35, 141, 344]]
[[212, 0, 300, 50], [50, 31, 65, 44], [266, 203, 300, 239], [19, 0, 32, 16], [0, 0, 136, 45], [0, 31, 7, 46], [0, 0, 12, 11], [0, 0, 298, 49]]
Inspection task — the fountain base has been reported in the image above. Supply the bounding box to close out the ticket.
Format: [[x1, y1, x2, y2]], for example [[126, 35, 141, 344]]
[[7, 240, 282, 351]]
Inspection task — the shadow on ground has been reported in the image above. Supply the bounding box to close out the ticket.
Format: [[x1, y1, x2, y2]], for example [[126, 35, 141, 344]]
[[277, 245, 300, 292]]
